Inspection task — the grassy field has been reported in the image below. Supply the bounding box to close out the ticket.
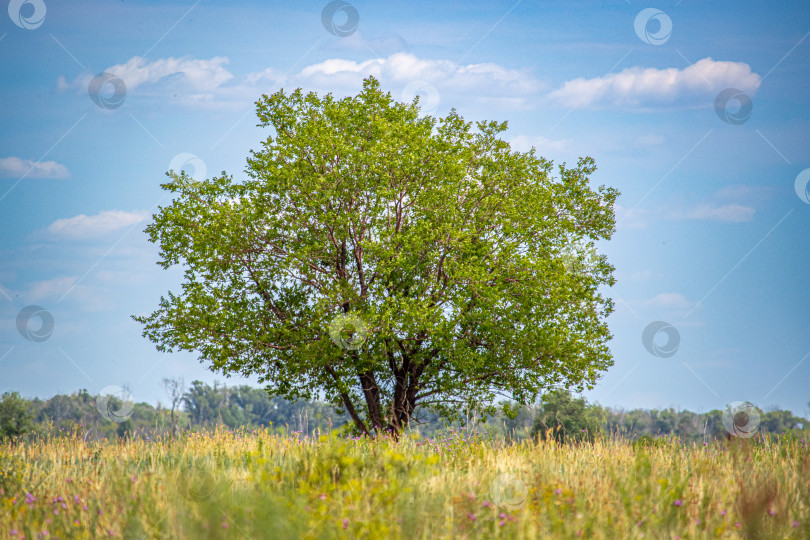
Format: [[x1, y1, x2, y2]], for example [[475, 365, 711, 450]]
[[1, 427, 808, 539]]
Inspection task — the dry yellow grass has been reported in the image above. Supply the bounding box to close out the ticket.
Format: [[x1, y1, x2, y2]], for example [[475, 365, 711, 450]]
[[1, 427, 808, 539]]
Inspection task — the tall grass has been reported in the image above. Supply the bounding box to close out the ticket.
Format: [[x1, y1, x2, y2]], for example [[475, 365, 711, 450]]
[[2, 427, 807, 538]]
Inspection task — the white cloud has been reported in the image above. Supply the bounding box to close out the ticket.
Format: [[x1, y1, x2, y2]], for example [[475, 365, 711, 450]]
[[508, 134, 571, 154], [547, 57, 761, 109], [28, 276, 78, 302], [59, 53, 544, 110], [0, 157, 70, 179], [298, 52, 543, 99], [24, 276, 112, 311], [107, 56, 233, 92], [62, 56, 233, 94], [713, 184, 773, 203], [46, 210, 148, 239], [670, 203, 755, 223], [59, 56, 240, 109], [668, 186, 762, 223]]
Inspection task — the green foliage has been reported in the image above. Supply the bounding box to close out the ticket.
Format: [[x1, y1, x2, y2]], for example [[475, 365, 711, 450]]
[[631, 434, 668, 449], [4, 383, 808, 444], [0, 391, 32, 440], [134, 76, 620, 437], [531, 389, 602, 443]]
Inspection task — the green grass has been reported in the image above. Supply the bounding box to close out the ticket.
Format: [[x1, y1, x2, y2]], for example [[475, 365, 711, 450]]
[[1, 427, 808, 539]]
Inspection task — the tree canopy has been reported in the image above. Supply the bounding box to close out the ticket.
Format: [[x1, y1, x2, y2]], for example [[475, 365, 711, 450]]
[[0, 391, 33, 441], [134, 76, 619, 437]]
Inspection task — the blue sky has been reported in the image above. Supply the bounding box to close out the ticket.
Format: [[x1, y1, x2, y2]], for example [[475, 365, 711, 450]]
[[1, 0, 809, 420]]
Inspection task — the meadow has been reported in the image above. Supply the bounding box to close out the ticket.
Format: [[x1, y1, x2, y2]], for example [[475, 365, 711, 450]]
[[1, 427, 808, 539]]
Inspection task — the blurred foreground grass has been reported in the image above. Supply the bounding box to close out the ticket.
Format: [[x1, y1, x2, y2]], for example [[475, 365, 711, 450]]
[[1, 427, 808, 539]]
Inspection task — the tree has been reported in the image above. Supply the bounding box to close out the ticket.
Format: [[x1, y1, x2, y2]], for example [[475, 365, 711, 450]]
[[162, 377, 185, 437], [531, 389, 602, 443], [134, 76, 619, 437], [0, 391, 33, 441]]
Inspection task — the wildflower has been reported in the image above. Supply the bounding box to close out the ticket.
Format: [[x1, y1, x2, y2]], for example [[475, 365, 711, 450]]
[[82, 505, 88, 511], [467, 513, 477, 521], [74, 495, 80, 504], [10, 530, 17, 536], [342, 518, 349, 529], [735, 522, 741, 528], [130, 476, 136, 483], [554, 488, 562, 495], [720, 509, 727, 516], [482, 501, 494, 508], [319, 493, 327, 500], [793, 521, 800, 528], [637, 520, 643, 526], [222, 522, 229, 529], [673, 499, 683, 507], [768, 509, 776, 516]]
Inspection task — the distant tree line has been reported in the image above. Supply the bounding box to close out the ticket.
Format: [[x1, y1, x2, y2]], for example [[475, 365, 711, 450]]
[[0, 384, 806, 443]]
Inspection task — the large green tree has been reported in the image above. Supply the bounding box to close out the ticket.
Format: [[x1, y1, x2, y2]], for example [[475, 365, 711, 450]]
[[134, 77, 618, 437]]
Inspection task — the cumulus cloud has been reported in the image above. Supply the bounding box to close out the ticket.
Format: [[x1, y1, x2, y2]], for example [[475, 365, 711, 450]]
[[58, 56, 242, 109], [57, 53, 544, 110], [0, 157, 70, 179], [298, 52, 543, 99], [109, 56, 233, 92], [60, 56, 233, 94], [547, 57, 761, 109], [46, 210, 148, 239]]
